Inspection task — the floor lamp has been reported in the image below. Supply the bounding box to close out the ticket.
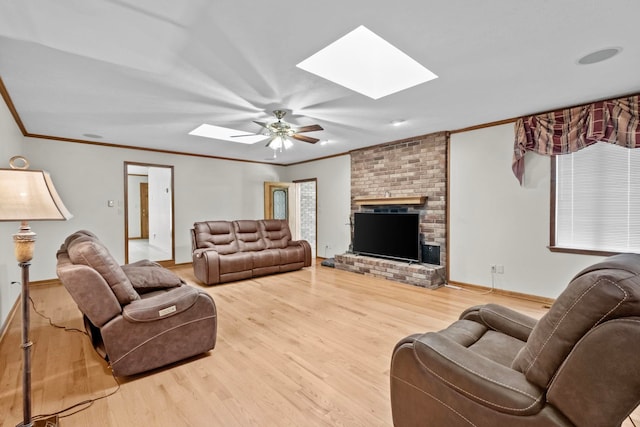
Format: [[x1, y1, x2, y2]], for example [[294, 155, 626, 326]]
[[0, 156, 72, 427]]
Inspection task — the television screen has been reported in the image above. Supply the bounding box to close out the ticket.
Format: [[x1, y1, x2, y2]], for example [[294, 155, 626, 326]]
[[352, 212, 420, 262]]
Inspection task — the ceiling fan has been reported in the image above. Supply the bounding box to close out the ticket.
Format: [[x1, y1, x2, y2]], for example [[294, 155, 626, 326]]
[[248, 110, 324, 151]]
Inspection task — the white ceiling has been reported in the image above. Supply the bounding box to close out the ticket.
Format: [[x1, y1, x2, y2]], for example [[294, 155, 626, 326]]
[[1, 0, 639, 165]]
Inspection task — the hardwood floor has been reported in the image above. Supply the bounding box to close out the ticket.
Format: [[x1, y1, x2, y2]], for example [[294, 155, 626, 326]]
[[0, 263, 637, 426]]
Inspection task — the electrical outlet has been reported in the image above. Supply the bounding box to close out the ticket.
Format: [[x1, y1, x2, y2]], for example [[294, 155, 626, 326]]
[[491, 264, 504, 274]]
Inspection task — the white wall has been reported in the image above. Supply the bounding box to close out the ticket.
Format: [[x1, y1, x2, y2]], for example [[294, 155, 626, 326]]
[[0, 96, 27, 330], [281, 155, 351, 258], [22, 137, 284, 282], [449, 124, 605, 298]]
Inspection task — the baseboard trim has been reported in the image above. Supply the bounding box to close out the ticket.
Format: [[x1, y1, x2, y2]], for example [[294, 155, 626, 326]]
[[171, 261, 192, 268], [447, 280, 555, 306], [30, 278, 62, 287]]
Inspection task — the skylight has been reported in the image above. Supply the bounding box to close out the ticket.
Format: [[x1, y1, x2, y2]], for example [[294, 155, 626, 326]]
[[296, 25, 437, 100], [188, 124, 267, 144]]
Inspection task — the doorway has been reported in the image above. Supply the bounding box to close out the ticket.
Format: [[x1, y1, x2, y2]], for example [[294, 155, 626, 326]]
[[125, 162, 175, 265], [264, 179, 317, 257]]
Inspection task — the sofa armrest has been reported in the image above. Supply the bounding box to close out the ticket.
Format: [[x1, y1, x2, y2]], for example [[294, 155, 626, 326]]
[[289, 239, 312, 266], [412, 332, 544, 415], [123, 286, 199, 322], [190, 228, 197, 253], [460, 303, 537, 342], [103, 288, 217, 376], [192, 248, 220, 285]]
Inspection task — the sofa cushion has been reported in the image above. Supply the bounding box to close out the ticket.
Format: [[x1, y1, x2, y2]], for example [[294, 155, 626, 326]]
[[234, 220, 266, 252], [219, 252, 253, 274], [259, 219, 291, 249], [67, 235, 140, 304], [193, 221, 239, 254], [279, 245, 304, 264], [252, 249, 281, 268]]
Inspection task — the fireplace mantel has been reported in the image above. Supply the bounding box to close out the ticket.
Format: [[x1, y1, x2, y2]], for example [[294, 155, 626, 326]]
[[353, 196, 427, 206]]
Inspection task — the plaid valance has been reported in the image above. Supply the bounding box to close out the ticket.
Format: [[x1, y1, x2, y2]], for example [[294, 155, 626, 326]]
[[512, 95, 640, 184]]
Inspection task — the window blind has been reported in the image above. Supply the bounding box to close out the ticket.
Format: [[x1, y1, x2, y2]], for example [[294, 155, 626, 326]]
[[555, 142, 640, 252]]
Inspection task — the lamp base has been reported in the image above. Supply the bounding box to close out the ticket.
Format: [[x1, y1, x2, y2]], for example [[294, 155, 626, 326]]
[[16, 415, 59, 427]]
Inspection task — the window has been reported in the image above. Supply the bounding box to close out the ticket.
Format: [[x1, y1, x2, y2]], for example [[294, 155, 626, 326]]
[[552, 142, 640, 255], [272, 188, 288, 220]]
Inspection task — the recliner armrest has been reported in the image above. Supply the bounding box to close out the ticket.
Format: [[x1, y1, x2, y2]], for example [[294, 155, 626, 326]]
[[122, 286, 199, 322], [412, 332, 545, 415], [460, 303, 537, 342]]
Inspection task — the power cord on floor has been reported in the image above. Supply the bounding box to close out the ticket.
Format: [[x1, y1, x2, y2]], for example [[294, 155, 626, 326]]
[[13, 281, 121, 422]]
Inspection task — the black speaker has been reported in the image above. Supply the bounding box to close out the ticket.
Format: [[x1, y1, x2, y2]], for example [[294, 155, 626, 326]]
[[421, 243, 440, 265]]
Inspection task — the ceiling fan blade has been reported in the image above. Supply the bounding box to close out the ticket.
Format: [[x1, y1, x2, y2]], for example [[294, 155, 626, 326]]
[[292, 134, 320, 144], [295, 124, 323, 133], [231, 132, 261, 137], [253, 121, 270, 129]]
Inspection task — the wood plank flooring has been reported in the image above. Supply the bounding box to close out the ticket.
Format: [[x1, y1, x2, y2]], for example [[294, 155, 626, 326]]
[[0, 263, 637, 426]]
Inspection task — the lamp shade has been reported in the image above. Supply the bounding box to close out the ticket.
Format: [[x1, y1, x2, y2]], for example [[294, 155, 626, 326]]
[[0, 168, 73, 221]]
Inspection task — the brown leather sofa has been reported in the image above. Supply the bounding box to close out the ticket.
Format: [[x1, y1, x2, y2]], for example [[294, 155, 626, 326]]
[[56, 230, 217, 376], [390, 253, 640, 426], [191, 219, 312, 285]]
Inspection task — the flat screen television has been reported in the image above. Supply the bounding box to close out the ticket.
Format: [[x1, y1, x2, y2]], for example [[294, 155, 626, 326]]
[[352, 212, 420, 262]]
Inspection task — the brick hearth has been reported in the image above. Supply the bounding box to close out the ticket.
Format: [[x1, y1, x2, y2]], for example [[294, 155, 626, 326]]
[[335, 253, 444, 289]]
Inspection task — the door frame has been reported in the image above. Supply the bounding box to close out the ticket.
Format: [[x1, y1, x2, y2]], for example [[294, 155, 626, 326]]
[[293, 178, 318, 258], [264, 179, 317, 257], [124, 161, 175, 266]]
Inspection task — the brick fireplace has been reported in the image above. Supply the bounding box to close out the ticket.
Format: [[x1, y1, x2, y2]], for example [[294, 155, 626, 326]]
[[335, 131, 448, 289]]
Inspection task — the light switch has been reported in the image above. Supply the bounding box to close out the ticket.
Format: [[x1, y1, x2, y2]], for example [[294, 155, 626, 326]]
[[107, 200, 115, 207]]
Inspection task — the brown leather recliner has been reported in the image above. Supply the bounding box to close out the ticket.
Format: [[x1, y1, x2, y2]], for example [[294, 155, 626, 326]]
[[390, 254, 640, 426], [56, 230, 217, 376]]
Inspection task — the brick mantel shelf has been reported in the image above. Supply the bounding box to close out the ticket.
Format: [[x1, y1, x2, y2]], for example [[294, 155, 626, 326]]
[[353, 196, 427, 206]]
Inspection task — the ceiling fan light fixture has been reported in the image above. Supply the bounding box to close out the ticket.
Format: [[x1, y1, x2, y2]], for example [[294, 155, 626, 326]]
[[268, 137, 284, 151], [257, 110, 323, 151]]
